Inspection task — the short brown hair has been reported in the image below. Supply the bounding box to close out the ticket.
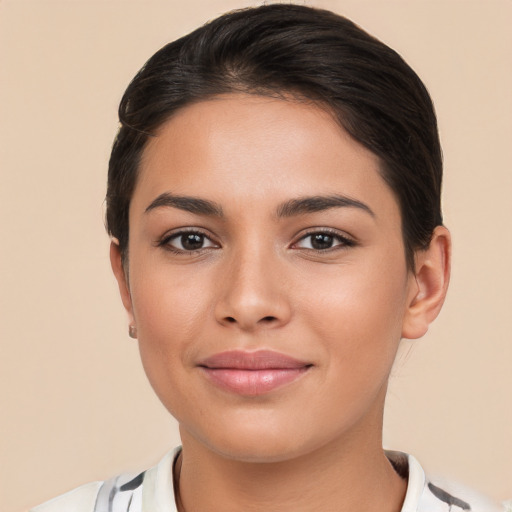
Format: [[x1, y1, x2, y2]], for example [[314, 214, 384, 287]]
[[106, 4, 443, 269]]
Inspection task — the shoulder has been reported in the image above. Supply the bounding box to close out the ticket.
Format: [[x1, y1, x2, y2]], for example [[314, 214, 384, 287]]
[[29, 473, 145, 512], [420, 475, 507, 512], [396, 451, 507, 512], [29, 481, 103, 512], [29, 449, 179, 512]]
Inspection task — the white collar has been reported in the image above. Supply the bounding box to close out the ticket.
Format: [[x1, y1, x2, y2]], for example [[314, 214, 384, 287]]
[[141, 447, 427, 512]]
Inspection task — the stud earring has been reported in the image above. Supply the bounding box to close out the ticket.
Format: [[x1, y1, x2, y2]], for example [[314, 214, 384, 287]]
[[128, 324, 137, 339]]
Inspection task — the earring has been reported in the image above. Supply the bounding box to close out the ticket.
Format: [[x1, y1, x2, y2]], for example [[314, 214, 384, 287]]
[[128, 324, 137, 339]]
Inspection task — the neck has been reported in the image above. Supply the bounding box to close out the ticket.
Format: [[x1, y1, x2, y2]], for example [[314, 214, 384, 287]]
[[176, 419, 406, 512]]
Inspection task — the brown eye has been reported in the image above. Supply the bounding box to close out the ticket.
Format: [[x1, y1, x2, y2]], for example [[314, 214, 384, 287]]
[[295, 231, 355, 251], [163, 231, 218, 252], [180, 233, 206, 250], [310, 233, 334, 250]]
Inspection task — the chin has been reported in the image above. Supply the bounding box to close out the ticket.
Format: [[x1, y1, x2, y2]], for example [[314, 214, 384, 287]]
[[206, 435, 314, 464], [179, 409, 347, 465]]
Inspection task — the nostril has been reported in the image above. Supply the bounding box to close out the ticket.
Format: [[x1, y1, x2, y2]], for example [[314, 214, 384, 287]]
[[224, 315, 277, 324]]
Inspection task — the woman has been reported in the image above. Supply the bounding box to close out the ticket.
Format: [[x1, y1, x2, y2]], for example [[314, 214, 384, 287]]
[[31, 4, 506, 511]]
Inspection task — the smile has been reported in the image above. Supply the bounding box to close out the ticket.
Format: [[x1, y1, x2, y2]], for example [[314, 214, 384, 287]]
[[198, 350, 312, 396]]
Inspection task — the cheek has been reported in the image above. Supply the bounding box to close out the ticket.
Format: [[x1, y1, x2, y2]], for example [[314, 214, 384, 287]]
[[128, 261, 214, 397], [130, 256, 212, 338], [301, 258, 409, 371], [300, 267, 408, 430]]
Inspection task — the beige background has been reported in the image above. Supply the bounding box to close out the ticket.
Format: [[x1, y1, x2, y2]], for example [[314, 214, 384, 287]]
[[1, 1, 511, 510]]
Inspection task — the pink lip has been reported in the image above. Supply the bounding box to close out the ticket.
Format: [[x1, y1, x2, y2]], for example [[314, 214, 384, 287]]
[[198, 350, 312, 396]]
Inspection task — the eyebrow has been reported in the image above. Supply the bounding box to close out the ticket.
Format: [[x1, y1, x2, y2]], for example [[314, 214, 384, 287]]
[[145, 193, 224, 217], [144, 192, 375, 219], [276, 195, 375, 218]]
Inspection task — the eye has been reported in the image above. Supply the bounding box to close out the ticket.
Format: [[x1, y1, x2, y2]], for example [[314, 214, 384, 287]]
[[160, 230, 219, 253], [294, 230, 355, 251]]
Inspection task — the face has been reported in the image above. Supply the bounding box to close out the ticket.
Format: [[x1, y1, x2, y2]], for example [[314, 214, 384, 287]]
[[116, 94, 420, 462]]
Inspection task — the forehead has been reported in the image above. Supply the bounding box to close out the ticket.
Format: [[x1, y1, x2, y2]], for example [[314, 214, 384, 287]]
[[134, 94, 399, 222]]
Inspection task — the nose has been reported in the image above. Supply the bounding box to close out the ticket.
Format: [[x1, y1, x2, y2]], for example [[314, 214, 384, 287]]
[[214, 247, 292, 332]]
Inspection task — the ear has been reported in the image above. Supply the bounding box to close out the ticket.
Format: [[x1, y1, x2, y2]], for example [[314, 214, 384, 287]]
[[110, 240, 135, 327], [401, 226, 451, 339]]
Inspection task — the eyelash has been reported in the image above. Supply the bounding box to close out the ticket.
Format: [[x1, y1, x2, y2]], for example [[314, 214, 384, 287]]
[[292, 228, 356, 252], [157, 228, 356, 255], [157, 229, 218, 255]]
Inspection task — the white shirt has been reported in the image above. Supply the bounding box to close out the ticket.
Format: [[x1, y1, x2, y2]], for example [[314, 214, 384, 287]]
[[30, 448, 507, 512]]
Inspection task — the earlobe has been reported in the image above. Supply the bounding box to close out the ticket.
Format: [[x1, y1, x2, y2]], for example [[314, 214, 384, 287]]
[[109, 240, 135, 326], [401, 226, 451, 339]]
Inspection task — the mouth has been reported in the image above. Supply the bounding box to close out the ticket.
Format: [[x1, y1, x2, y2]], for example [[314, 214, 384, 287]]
[[198, 350, 312, 396]]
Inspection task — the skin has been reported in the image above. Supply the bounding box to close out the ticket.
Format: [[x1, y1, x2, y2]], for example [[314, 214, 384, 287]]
[[111, 94, 450, 512]]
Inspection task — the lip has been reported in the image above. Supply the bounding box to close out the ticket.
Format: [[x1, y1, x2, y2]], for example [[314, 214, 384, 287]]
[[198, 350, 312, 396]]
